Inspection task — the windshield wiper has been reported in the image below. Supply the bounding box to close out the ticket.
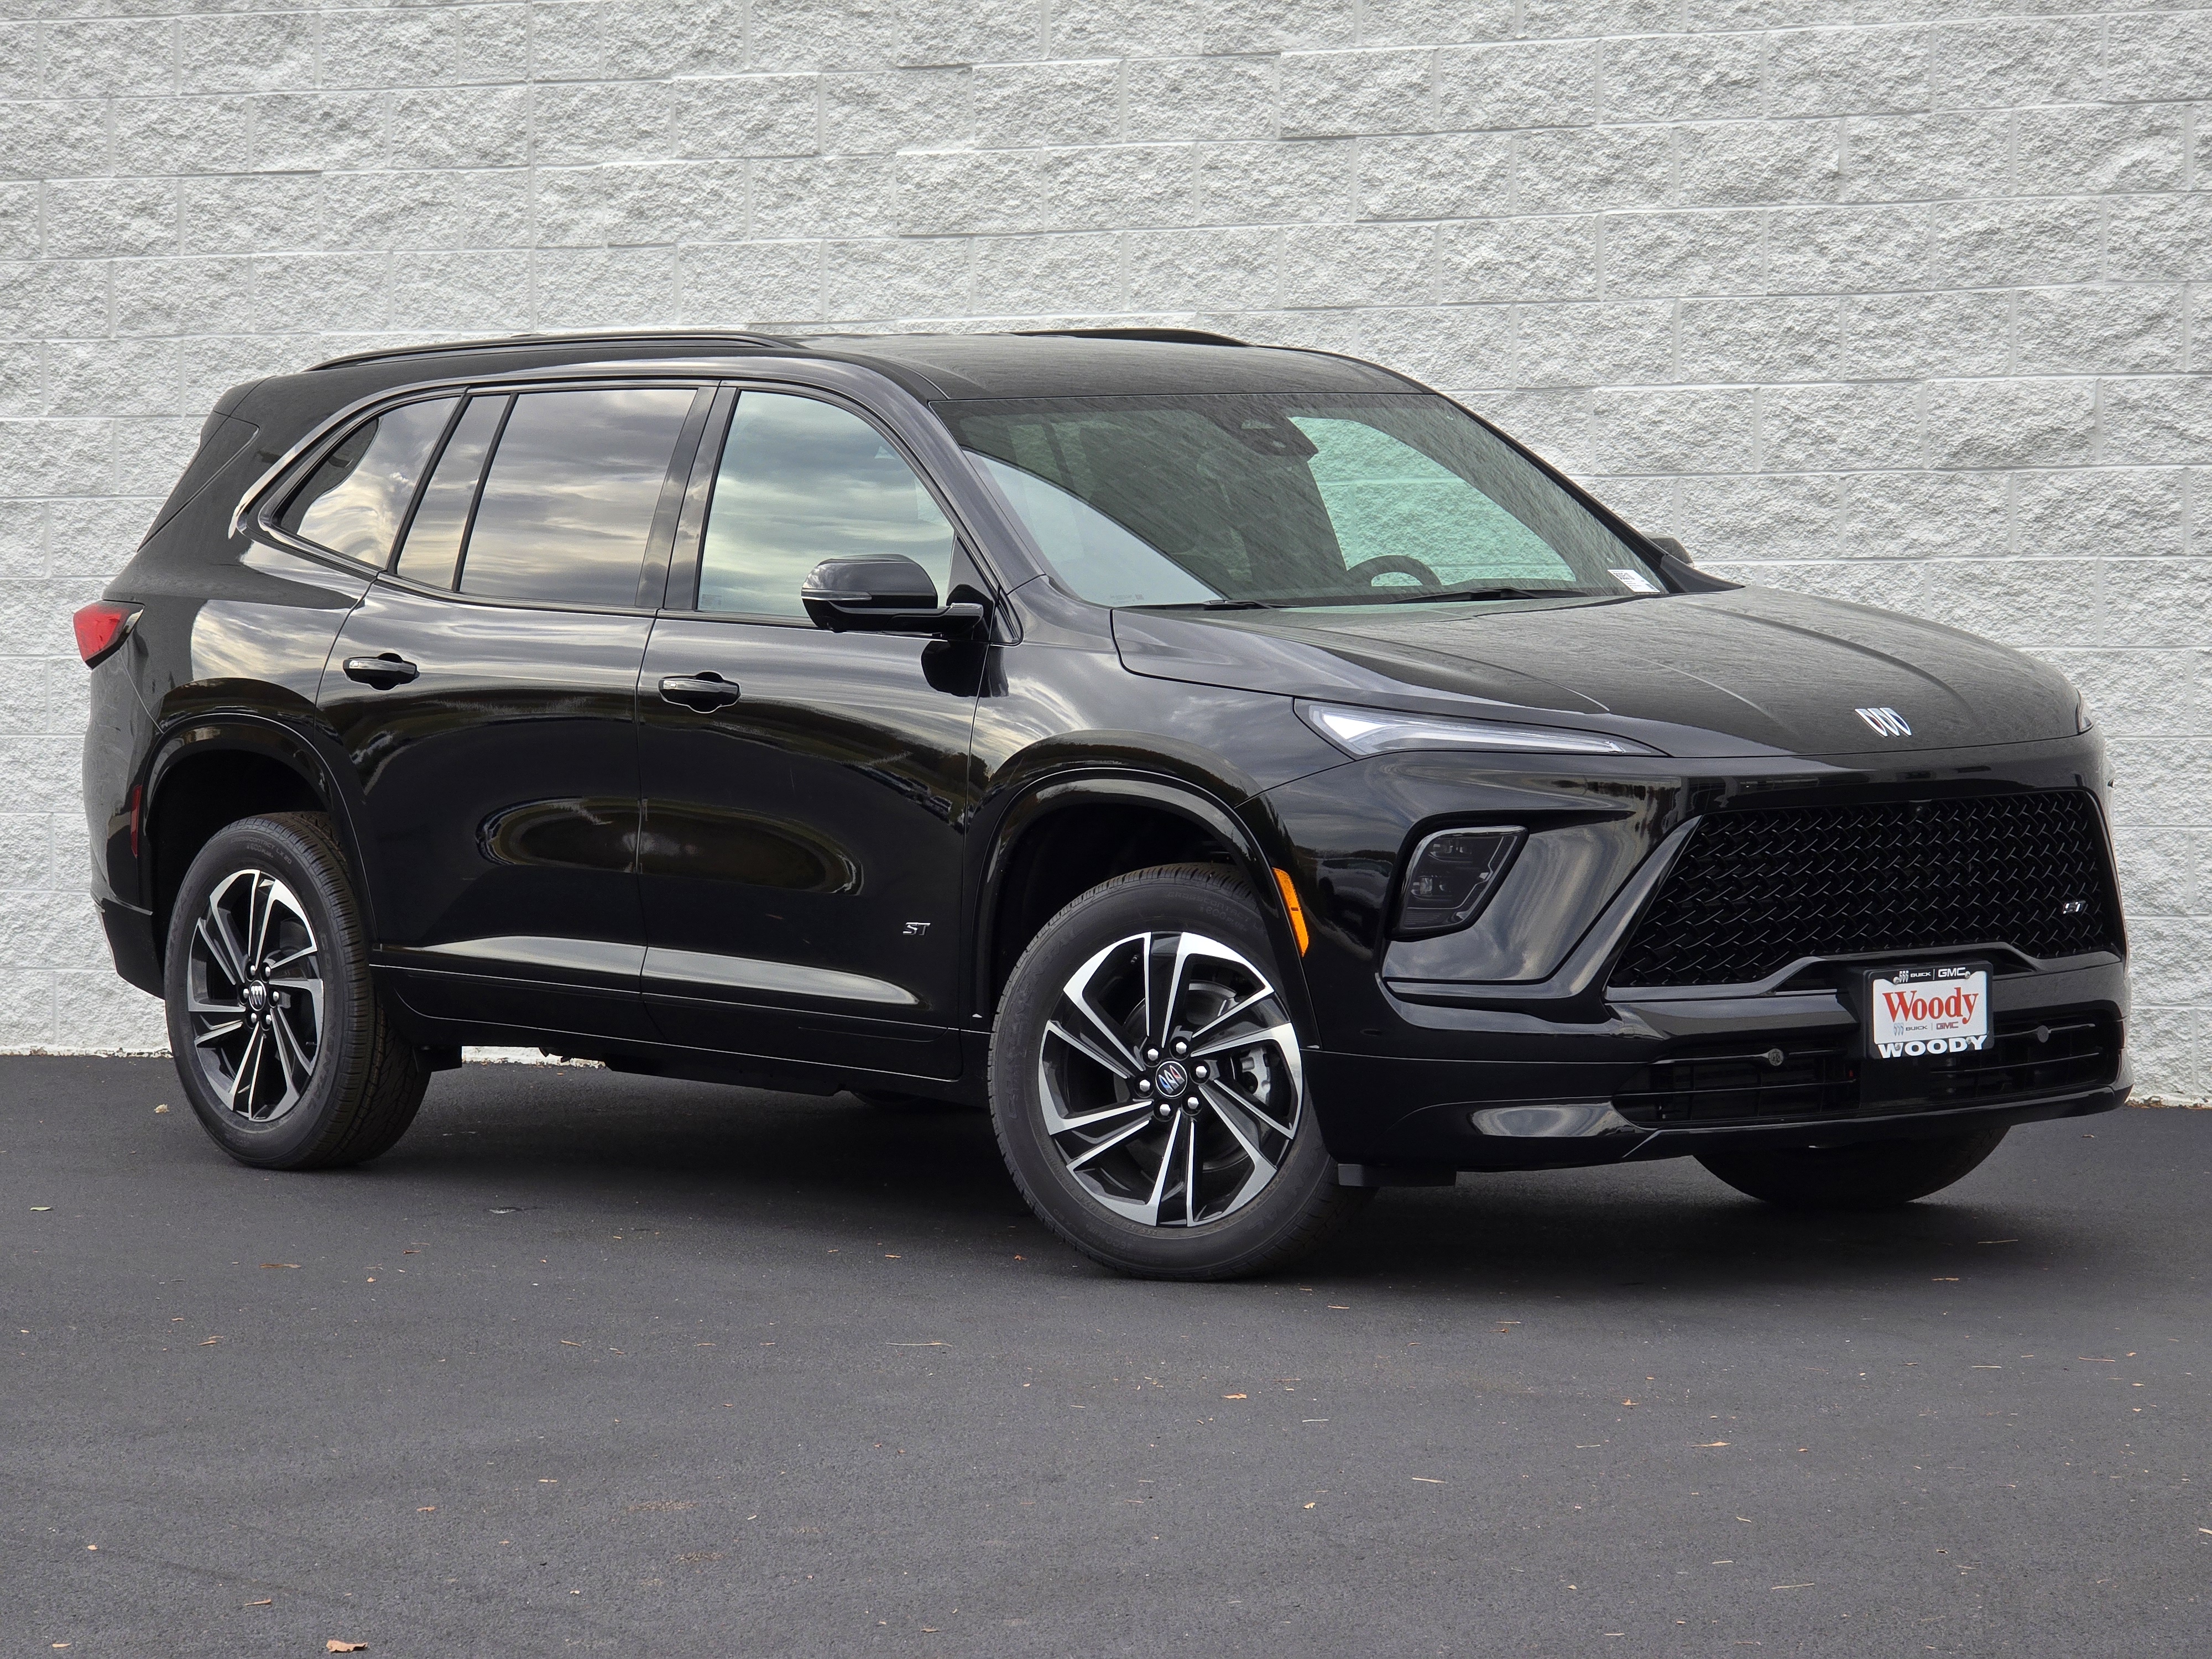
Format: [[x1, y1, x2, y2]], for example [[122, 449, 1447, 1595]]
[[1402, 585, 1561, 603], [1136, 597, 1277, 611]]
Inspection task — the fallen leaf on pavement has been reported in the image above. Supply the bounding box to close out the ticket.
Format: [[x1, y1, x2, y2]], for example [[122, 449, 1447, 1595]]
[[154, 1105, 169, 1114], [1411, 1477, 1444, 1484], [1222, 1394, 1246, 1399], [245, 1599, 272, 1606], [1694, 1441, 1729, 1448], [260, 1264, 299, 1270], [327, 1643, 367, 1653], [200, 1337, 221, 1346]]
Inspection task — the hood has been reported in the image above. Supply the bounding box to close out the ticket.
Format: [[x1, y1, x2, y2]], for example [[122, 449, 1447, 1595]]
[[1110, 586, 2082, 759]]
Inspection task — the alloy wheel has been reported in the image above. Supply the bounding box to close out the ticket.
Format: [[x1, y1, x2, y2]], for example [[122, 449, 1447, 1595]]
[[185, 868, 324, 1123], [1037, 930, 1302, 1228]]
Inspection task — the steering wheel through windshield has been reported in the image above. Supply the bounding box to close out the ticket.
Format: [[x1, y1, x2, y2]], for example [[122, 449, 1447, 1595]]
[[1344, 554, 1442, 590]]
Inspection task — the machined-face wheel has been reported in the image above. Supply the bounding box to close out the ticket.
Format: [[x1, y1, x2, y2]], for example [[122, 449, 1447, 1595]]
[[185, 867, 324, 1123], [1038, 928, 1302, 1228]]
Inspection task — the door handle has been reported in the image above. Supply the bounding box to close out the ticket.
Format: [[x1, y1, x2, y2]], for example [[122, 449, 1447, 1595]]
[[659, 672, 740, 712], [343, 653, 419, 688]]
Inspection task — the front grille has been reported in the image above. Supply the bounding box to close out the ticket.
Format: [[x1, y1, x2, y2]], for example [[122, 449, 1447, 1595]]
[[1613, 1013, 2117, 1129], [1612, 790, 2121, 989]]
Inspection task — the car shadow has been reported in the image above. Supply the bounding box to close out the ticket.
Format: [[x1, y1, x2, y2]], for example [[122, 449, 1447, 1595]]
[[352, 1064, 2110, 1300]]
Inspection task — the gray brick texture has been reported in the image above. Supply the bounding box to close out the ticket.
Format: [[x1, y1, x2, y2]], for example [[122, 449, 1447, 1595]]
[[0, 2, 2204, 1094]]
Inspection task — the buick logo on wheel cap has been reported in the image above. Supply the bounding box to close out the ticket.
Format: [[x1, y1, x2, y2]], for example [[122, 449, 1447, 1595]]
[[1855, 705, 1912, 738], [1153, 1060, 1189, 1097]]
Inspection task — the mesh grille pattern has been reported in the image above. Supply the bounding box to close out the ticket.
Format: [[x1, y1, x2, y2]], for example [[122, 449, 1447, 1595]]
[[1613, 791, 2120, 989]]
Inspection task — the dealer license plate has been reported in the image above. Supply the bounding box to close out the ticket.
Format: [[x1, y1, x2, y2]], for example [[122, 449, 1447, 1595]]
[[1865, 964, 1990, 1060]]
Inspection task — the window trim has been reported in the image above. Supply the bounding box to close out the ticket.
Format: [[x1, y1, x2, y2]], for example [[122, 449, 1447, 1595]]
[[660, 377, 997, 629], [255, 392, 465, 573], [239, 373, 722, 599], [236, 362, 1015, 627]]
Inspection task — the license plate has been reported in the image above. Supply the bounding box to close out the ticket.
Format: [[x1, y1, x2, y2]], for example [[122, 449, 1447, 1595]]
[[1865, 964, 1990, 1059]]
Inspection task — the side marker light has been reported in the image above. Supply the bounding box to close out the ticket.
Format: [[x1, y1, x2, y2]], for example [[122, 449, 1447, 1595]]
[[1272, 867, 1310, 954]]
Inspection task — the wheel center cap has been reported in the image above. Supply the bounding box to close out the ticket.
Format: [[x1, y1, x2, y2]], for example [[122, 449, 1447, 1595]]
[[244, 982, 269, 1014], [1153, 1060, 1188, 1098]]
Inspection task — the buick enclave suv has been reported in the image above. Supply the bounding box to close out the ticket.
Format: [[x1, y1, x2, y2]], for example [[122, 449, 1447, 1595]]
[[77, 329, 2130, 1279]]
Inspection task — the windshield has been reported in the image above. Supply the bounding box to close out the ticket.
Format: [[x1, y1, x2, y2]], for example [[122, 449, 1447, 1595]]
[[938, 393, 1661, 609]]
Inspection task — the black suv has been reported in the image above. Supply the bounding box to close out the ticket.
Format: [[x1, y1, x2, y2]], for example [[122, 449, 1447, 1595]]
[[79, 329, 2130, 1279]]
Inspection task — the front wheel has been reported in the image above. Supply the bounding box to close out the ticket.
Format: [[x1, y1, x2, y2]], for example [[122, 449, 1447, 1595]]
[[1696, 1126, 2008, 1211], [988, 864, 1369, 1280], [164, 812, 428, 1170]]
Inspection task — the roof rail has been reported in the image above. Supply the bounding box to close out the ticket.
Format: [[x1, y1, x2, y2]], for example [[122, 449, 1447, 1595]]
[[308, 329, 797, 372], [1018, 327, 1249, 348]]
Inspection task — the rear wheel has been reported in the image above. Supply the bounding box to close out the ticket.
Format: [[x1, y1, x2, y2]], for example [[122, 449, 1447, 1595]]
[[164, 812, 427, 1170], [989, 864, 1368, 1280], [1696, 1127, 2008, 1211]]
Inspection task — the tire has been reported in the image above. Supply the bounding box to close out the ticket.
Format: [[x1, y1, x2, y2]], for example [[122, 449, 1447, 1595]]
[[988, 863, 1370, 1280], [1696, 1126, 2008, 1211], [164, 811, 428, 1171]]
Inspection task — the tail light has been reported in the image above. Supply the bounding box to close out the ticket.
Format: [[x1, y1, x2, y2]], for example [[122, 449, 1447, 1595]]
[[72, 602, 137, 666]]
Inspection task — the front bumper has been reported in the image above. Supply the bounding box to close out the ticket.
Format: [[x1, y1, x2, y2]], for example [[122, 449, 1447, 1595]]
[[1308, 954, 2130, 1171]]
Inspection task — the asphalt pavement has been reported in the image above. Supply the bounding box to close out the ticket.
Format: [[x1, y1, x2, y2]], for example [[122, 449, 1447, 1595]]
[[4, 1055, 2206, 1657]]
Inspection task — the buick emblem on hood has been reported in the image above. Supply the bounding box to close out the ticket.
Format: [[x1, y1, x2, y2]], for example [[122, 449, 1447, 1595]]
[[1855, 706, 1912, 738]]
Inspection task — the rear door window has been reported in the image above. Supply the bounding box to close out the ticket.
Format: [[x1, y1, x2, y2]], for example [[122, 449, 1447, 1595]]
[[392, 395, 505, 591], [278, 397, 456, 566], [457, 387, 696, 608], [695, 390, 956, 617]]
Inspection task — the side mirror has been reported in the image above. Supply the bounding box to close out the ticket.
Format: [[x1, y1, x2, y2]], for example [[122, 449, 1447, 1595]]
[[800, 555, 986, 639], [1646, 534, 1692, 564]]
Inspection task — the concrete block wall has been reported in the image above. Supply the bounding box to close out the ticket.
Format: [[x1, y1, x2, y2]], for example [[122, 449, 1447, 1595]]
[[0, 2, 2204, 1093]]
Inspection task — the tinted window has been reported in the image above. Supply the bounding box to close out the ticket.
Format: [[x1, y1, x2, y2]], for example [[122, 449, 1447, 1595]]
[[458, 388, 693, 608], [696, 391, 956, 618], [393, 395, 505, 589], [279, 398, 455, 565]]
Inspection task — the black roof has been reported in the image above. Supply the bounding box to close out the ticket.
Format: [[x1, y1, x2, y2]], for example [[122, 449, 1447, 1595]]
[[224, 328, 1418, 462]]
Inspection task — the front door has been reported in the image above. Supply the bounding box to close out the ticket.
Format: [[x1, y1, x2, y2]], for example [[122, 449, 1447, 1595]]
[[635, 387, 985, 1080], [320, 382, 708, 1041]]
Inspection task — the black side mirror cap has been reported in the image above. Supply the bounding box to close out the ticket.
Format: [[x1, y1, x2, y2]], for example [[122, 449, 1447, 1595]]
[[801, 555, 987, 639]]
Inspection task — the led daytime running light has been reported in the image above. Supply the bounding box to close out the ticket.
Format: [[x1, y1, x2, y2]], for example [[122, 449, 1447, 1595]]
[[1297, 701, 1662, 759]]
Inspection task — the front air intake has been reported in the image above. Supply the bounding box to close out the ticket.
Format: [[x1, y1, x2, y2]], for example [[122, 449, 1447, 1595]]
[[1612, 790, 2122, 990]]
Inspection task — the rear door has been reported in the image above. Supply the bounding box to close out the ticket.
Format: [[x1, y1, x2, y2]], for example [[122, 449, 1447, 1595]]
[[319, 381, 712, 1041], [635, 385, 988, 1079]]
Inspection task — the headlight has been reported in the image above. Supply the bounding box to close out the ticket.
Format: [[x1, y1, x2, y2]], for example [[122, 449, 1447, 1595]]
[[1297, 700, 1664, 758]]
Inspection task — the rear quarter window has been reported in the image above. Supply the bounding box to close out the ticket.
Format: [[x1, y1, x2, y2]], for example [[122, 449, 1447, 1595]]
[[278, 398, 456, 566]]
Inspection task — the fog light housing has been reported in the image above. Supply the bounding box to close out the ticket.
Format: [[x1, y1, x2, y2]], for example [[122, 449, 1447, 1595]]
[[1393, 826, 1524, 938]]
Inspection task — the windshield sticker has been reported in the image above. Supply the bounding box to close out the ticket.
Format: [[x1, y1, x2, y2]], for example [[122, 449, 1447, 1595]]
[[1608, 567, 1660, 593]]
